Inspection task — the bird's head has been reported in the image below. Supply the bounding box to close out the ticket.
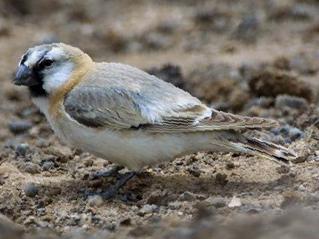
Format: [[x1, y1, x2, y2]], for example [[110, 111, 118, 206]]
[[13, 43, 92, 97]]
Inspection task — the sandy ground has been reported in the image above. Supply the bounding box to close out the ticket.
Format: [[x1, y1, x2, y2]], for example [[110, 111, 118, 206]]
[[0, 0, 319, 238]]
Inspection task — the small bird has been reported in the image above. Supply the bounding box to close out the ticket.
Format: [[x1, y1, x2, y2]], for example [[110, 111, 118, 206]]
[[14, 43, 296, 173]]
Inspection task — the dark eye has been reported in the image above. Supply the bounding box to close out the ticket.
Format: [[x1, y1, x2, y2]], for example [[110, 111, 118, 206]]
[[38, 59, 54, 69]]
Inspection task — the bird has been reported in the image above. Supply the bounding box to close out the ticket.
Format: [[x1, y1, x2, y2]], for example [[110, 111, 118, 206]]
[[13, 43, 296, 192]]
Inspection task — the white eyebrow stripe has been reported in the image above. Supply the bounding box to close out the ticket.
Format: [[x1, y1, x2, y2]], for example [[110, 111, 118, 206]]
[[24, 49, 48, 67], [46, 47, 64, 59]]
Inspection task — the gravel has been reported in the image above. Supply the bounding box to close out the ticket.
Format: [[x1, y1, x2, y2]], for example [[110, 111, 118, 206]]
[[23, 183, 39, 197]]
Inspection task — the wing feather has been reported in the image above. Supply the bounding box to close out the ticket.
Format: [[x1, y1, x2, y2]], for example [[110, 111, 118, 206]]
[[64, 63, 278, 132]]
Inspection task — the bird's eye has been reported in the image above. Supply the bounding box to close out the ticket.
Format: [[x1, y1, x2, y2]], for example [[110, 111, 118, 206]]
[[38, 59, 54, 69]]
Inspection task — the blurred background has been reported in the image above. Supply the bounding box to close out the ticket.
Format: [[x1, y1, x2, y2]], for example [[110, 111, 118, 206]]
[[0, 0, 319, 238]]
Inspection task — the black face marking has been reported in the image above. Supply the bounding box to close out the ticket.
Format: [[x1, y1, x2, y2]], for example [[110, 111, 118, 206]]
[[24, 50, 51, 98], [20, 53, 29, 65], [29, 84, 48, 97]]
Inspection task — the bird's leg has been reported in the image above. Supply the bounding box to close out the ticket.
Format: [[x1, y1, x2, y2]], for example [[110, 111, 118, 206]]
[[90, 165, 124, 180], [101, 171, 136, 200]]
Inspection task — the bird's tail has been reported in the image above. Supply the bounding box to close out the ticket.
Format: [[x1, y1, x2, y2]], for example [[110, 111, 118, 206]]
[[229, 135, 297, 165]]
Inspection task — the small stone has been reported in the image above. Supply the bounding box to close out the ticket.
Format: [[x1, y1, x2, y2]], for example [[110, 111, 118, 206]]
[[142, 32, 171, 50], [187, 166, 201, 177], [275, 95, 308, 110], [35, 139, 50, 148], [232, 15, 260, 43], [8, 120, 33, 134], [23, 183, 39, 197], [276, 165, 290, 174], [205, 196, 226, 208], [47, 187, 62, 196], [168, 201, 183, 210], [215, 173, 228, 186], [228, 196, 242, 208], [84, 158, 94, 167], [23, 162, 41, 174], [272, 125, 304, 142], [15, 143, 30, 156], [43, 146, 73, 163], [120, 218, 131, 226], [179, 191, 196, 201], [226, 162, 235, 170], [87, 195, 103, 207], [147, 190, 171, 206], [138, 204, 158, 216], [298, 185, 307, 192], [42, 161, 55, 171], [289, 127, 304, 141]]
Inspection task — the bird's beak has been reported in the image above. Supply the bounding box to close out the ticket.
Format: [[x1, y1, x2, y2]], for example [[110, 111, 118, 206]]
[[13, 64, 38, 86]]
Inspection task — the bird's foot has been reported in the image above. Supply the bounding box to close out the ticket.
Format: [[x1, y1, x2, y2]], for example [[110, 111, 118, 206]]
[[101, 172, 136, 200], [89, 165, 124, 180]]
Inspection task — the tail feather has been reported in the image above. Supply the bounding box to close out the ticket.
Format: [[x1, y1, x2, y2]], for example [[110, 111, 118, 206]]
[[232, 136, 297, 165]]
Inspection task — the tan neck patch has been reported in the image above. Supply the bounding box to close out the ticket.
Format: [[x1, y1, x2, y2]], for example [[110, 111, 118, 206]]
[[49, 54, 93, 119]]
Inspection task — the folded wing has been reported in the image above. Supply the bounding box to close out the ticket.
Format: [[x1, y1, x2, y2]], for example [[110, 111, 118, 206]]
[[64, 63, 278, 132]]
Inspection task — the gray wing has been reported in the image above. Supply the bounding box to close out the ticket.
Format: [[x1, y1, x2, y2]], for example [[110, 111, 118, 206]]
[[64, 63, 277, 131], [64, 86, 148, 128]]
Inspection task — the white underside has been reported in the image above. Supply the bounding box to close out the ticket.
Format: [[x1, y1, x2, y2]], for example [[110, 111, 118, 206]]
[[33, 98, 231, 170]]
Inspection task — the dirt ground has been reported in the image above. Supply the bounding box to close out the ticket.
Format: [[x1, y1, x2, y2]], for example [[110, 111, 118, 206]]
[[0, 0, 319, 238]]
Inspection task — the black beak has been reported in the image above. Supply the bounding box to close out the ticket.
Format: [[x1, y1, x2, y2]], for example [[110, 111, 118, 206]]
[[13, 64, 38, 86]]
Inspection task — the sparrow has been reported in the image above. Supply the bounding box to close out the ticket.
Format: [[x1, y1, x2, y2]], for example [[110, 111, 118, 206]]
[[13, 43, 296, 172]]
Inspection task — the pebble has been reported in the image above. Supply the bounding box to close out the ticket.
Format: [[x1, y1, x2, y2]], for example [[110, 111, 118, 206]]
[[232, 15, 260, 43], [138, 204, 159, 216], [215, 173, 228, 186], [8, 120, 33, 134], [275, 95, 308, 110], [23, 162, 41, 174], [272, 125, 304, 142], [179, 191, 196, 201], [226, 162, 235, 170], [276, 165, 290, 174], [84, 158, 94, 167], [298, 185, 307, 192], [228, 196, 242, 208], [289, 127, 304, 141], [168, 201, 183, 210], [87, 195, 104, 207], [23, 183, 39, 197], [15, 143, 30, 157], [44, 146, 73, 163], [42, 161, 55, 171], [205, 196, 226, 208], [187, 166, 201, 177]]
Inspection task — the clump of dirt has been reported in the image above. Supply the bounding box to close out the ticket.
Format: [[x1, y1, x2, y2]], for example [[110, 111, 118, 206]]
[[186, 64, 250, 111], [248, 68, 315, 102]]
